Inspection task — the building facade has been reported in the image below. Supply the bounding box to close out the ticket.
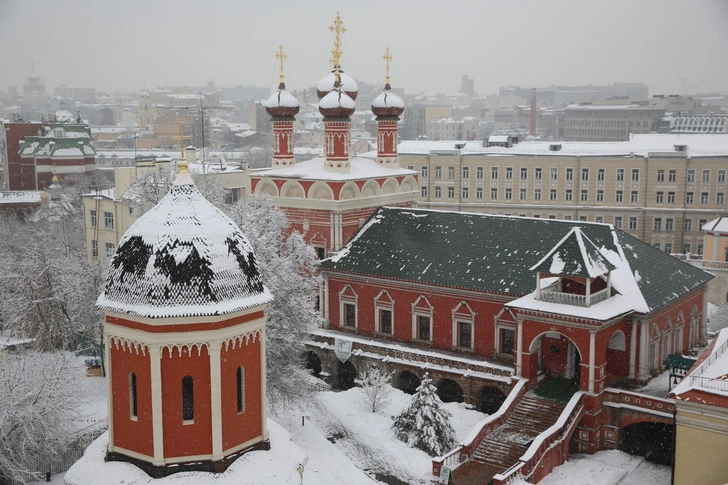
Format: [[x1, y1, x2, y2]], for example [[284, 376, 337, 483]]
[[401, 134, 728, 259]]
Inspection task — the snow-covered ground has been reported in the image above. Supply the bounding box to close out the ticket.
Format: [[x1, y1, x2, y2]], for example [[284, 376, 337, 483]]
[[513, 449, 671, 485], [32, 373, 671, 485]]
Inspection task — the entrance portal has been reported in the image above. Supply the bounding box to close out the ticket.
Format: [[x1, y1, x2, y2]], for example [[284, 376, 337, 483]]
[[529, 332, 582, 385], [436, 379, 464, 403], [621, 422, 673, 465], [478, 386, 506, 414], [397, 370, 420, 395], [334, 360, 357, 390]]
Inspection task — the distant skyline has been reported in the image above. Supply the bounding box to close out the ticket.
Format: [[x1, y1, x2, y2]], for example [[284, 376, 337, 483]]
[[0, 0, 727, 97]]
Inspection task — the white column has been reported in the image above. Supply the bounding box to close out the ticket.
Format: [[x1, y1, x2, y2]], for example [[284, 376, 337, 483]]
[[150, 345, 164, 465], [105, 334, 115, 452], [586, 277, 591, 307], [535, 273, 541, 299], [588, 331, 596, 393], [260, 331, 268, 440], [700, 287, 709, 346], [629, 321, 637, 379], [639, 320, 649, 379], [209, 341, 223, 460], [516, 318, 524, 377]]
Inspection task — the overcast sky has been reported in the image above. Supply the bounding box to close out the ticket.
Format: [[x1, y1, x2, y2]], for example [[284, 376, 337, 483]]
[[1, 0, 726, 97]]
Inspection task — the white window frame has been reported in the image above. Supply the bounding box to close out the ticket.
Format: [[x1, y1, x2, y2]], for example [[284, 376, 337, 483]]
[[452, 301, 475, 351], [374, 290, 394, 335], [412, 296, 434, 343], [339, 285, 358, 329]]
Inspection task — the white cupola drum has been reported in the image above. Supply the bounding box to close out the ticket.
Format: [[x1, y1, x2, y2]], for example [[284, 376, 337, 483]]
[[371, 47, 405, 168], [265, 45, 299, 168]]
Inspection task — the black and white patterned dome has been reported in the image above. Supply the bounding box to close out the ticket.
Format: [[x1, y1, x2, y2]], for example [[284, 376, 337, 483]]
[[97, 171, 271, 319]]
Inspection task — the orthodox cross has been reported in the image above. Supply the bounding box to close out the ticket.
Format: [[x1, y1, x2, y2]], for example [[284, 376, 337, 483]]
[[383, 47, 393, 85], [329, 12, 346, 84], [276, 44, 287, 85], [171, 121, 192, 171]]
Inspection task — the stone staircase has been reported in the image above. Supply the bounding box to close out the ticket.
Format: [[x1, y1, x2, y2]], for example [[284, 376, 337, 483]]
[[452, 395, 567, 484]]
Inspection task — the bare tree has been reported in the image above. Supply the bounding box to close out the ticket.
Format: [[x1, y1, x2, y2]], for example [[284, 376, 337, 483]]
[[357, 366, 395, 413], [0, 351, 86, 484]]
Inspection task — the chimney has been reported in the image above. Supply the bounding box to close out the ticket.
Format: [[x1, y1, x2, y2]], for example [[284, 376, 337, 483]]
[[530, 88, 537, 136]]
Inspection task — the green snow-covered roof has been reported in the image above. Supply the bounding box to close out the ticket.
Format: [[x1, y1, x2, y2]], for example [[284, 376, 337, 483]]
[[530, 227, 615, 278], [321, 207, 713, 313]]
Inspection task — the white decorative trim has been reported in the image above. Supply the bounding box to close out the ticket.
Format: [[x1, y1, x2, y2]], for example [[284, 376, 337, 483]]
[[221, 329, 263, 351], [109, 445, 154, 463], [161, 342, 209, 357], [339, 285, 358, 329], [452, 301, 476, 350], [411, 295, 434, 342], [105, 335, 115, 452], [223, 435, 267, 457], [109, 336, 149, 355], [374, 290, 394, 335], [149, 345, 164, 465], [105, 304, 267, 326], [260, 331, 268, 442]]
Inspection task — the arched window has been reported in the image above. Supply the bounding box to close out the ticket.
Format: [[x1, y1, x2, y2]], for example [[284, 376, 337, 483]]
[[182, 376, 194, 422], [237, 367, 245, 414], [129, 373, 138, 420]]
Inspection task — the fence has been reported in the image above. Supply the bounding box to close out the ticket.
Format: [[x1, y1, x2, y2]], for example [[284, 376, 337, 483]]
[[3, 427, 106, 485]]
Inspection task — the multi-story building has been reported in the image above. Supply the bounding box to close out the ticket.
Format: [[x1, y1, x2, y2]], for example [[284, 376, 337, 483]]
[[500, 83, 649, 108], [554, 103, 664, 141], [401, 134, 728, 267], [54, 85, 97, 104], [402, 105, 453, 140]]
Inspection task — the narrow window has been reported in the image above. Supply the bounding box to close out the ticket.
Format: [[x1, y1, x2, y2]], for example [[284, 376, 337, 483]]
[[417, 315, 430, 341], [344, 303, 356, 327], [182, 376, 194, 421], [129, 373, 138, 419], [458, 321, 472, 348], [379, 309, 392, 334], [237, 367, 245, 414]]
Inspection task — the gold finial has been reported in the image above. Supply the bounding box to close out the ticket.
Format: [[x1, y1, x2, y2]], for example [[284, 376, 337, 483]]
[[171, 122, 192, 172], [51, 162, 59, 183], [328, 12, 346, 84], [275, 44, 288, 85], [383, 47, 393, 86]]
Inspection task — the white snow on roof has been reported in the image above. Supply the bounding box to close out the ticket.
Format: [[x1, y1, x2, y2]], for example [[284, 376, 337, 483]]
[[399, 134, 728, 157], [672, 327, 728, 398], [254, 156, 416, 182], [317, 70, 358, 93], [371, 89, 404, 109], [64, 420, 306, 485], [703, 216, 728, 233], [265, 88, 299, 109], [319, 89, 356, 110]]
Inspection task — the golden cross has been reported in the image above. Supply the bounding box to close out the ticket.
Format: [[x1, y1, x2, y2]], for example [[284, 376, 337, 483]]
[[328, 12, 346, 70], [383, 47, 393, 86], [275, 44, 287, 85], [171, 121, 192, 171]]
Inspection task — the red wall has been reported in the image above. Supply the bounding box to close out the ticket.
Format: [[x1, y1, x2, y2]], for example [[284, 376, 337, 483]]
[[161, 346, 212, 458], [110, 344, 154, 457], [220, 337, 263, 451], [5, 123, 47, 190], [328, 275, 505, 359]]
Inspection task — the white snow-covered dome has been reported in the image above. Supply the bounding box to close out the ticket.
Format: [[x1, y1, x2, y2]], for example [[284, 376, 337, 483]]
[[318, 89, 356, 118], [316, 69, 358, 100], [372, 86, 405, 117], [97, 171, 271, 319], [265, 85, 300, 118]]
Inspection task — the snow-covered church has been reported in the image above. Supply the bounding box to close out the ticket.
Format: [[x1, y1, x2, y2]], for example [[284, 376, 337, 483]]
[[65, 149, 305, 484]]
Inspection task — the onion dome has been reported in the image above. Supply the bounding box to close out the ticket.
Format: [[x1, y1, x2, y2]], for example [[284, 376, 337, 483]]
[[372, 84, 404, 117], [97, 170, 271, 319], [265, 83, 300, 119], [316, 68, 358, 100], [319, 88, 356, 118]]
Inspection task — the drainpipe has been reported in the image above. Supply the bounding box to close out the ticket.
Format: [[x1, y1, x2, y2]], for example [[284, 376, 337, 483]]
[[679, 155, 690, 253], [458, 154, 464, 211], [426, 154, 432, 204], [641, 156, 649, 241]]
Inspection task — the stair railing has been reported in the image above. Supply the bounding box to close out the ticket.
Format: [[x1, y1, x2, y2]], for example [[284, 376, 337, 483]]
[[492, 391, 586, 485], [432, 378, 528, 477]]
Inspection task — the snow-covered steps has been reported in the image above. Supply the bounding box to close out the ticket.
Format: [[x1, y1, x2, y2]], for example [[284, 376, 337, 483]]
[[453, 396, 567, 484]]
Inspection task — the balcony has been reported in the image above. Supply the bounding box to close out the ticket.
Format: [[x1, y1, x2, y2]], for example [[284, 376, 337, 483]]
[[539, 286, 610, 307]]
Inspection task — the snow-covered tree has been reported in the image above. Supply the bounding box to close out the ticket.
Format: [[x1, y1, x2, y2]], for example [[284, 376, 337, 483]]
[[0, 351, 86, 484], [225, 193, 321, 410], [709, 302, 728, 333], [358, 366, 394, 413], [392, 372, 457, 456]]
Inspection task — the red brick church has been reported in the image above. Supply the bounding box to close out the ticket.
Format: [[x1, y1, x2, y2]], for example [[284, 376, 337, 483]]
[[250, 15, 418, 258]]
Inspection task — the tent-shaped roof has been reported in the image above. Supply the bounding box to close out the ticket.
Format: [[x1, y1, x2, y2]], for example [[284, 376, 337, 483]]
[[97, 170, 271, 319], [530, 227, 615, 278]]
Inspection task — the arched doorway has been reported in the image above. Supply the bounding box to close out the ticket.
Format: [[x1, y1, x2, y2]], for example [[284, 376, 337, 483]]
[[478, 386, 506, 414], [621, 422, 673, 465], [334, 360, 357, 390], [436, 379, 464, 403], [302, 351, 322, 378], [397, 370, 420, 395], [529, 332, 582, 383]]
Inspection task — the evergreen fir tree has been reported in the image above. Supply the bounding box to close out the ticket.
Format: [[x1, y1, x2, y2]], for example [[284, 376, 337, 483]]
[[392, 372, 458, 456]]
